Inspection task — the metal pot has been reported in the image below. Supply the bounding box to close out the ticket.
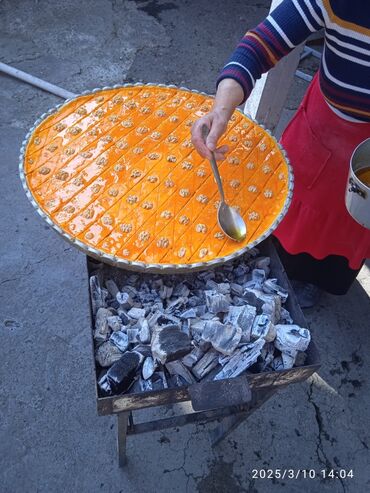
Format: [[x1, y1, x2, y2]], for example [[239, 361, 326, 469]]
[[345, 137, 370, 229]]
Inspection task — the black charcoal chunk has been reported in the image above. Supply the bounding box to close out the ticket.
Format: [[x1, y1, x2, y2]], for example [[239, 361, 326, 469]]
[[107, 315, 123, 332], [192, 349, 219, 379], [201, 321, 242, 355], [205, 290, 231, 313], [151, 325, 192, 364], [110, 331, 129, 352], [90, 276, 106, 315], [105, 279, 120, 298], [105, 351, 144, 394], [94, 307, 114, 342], [95, 341, 122, 368], [142, 356, 156, 380]]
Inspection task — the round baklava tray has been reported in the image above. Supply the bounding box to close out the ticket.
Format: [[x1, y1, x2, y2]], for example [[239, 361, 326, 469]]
[[19, 83, 293, 272]]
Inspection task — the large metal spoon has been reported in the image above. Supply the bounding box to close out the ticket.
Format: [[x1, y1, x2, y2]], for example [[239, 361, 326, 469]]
[[202, 125, 247, 242]]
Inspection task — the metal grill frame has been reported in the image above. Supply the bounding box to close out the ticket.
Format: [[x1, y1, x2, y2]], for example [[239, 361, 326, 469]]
[[86, 238, 320, 467]]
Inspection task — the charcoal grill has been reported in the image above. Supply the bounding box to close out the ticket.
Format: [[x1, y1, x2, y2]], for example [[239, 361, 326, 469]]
[[87, 238, 320, 467]]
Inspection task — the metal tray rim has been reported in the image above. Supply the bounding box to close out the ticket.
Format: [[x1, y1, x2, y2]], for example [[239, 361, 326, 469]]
[[19, 82, 294, 273]]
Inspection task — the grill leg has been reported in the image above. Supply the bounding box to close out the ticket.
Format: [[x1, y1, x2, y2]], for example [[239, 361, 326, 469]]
[[210, 388, 276, 447], [117, 412, 129, 467]]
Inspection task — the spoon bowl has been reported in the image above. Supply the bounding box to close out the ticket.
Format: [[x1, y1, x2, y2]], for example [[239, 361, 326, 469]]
[[202, 125, 247, 242], [218, 201, 247, 242]]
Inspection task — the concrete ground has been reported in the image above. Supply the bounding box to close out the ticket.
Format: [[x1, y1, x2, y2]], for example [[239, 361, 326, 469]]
[[0, 1, 369, 492]]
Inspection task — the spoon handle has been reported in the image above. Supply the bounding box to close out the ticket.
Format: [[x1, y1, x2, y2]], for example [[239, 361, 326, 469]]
[[201, 125, 225, 202]]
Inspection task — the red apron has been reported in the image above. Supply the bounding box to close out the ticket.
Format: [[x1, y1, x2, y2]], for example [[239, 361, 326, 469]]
[[274, 73, 370, 270]]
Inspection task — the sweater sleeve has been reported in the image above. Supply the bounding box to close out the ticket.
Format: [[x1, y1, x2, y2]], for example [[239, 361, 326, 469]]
[[217, 0, 325, 103]]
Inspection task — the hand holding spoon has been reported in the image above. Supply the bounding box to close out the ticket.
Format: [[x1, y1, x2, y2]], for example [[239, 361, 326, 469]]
[[202, 125, 247, 242]]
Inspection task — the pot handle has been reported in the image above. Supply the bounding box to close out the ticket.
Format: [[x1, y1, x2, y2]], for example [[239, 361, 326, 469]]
[[349, 178, 367, 199]]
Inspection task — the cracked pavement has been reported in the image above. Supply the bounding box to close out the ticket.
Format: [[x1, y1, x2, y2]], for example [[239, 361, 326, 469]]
[[0, 1, 369, 492]]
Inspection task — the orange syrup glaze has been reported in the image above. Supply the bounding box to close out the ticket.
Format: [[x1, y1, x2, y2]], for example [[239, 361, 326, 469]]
[[23, 85, 291, 266]]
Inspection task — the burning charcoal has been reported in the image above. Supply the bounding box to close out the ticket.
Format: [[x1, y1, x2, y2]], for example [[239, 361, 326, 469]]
[[198, 271, 215, 281], [231, 296, 246, 306], [199, 340, 212, 352], [271, 356, 284, 371], [182, 346, 205, 368], [230, 283, 244, 296], [152, 279, 163, 291], [201, 321, 242, 355], [110, 331, 129, 352], [139, 292, 159, 304], [262, 278, 289, 303], [295, 351, 307, 367], [216, 283, 231, 295], [245, 288, 281, 321], [138, 318, 151, 343], [94, 307, 114, 342], [105, 279, 120, 298], [95, 341, 122, 367], [190, 320, 206, 343], [205, 279, 218, 291], [153, 312, 180, 327], [180, 308, 197, 319], [107, 315, 123, 332], [181, 319, 191, 336], [98, 373, 112, 396], [279, 307, 293, 324], [151, 372, 166, 390], [187, 295, 203, 307], [274, 325, 311, 357], [214, 338, 265, 380], [158, 370, 168, 389], [169, 374, 188, 387], [166, 361, 196, 384], [173, 283, 190, 298], [260, 342, 275, 371], [281, 353, 296, 369], [200, 312, 218, 321], [225, 305, 256, 342], [205, 290, 230, 313], [105, 351, 144, 394], [127, 328, 140, 344], [192, 349, 219, 379], [118, 309, 131, 325], [254, 256, 270, 275], [133, 344, 152, 357], [242, 290, 264, 311], [90, 276, 106, 315], [194, 305, 206, 317], [252, 269, 266, 287], [251, 314, 276, 342], [261, 296, 281, 324], [121, 285, 137, 299], [151, 324, 192, 364], [116, 291, 134, 309], [159, 284, 173, 299], [165, 296, 187, 314], [140, 377, 153, 392], [233, 263, 249, 277], [128, 307, 146, 320], [142, 356, 157, 380]]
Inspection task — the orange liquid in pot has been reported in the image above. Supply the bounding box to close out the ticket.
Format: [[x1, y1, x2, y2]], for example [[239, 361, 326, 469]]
[[356, 167, 370, 188]]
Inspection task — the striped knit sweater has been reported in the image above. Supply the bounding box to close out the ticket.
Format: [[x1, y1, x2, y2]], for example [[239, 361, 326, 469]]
[[217, 0, 370, 122]]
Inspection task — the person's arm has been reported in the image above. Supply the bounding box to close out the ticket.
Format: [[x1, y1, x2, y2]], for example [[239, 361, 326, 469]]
[[192, 0, 325, 159]]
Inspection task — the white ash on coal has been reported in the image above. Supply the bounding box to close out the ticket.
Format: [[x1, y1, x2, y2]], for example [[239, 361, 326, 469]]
[[90, 248, 311, 397]]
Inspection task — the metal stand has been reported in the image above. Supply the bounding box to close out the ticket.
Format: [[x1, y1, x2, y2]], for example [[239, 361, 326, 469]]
[[116, 387, 279, 468]]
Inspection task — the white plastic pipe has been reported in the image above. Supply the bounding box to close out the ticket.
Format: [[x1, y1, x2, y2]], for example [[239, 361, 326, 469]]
[[0, 62, 77, 100]]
